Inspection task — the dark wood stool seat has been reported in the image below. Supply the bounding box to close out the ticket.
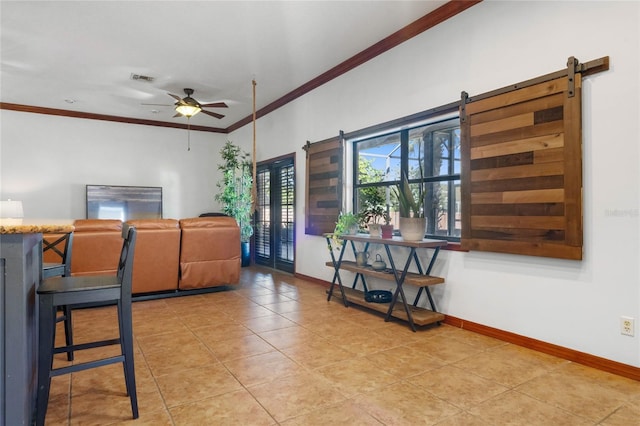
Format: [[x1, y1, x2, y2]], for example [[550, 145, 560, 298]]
[[36, 225, 138, 426]]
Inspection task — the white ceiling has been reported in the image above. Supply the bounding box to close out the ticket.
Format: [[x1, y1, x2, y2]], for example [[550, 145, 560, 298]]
[[1, 1, 448, 130]]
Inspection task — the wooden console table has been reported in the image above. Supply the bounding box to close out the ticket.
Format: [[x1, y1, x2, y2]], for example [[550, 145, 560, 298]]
[[325, 233, 447, 331]]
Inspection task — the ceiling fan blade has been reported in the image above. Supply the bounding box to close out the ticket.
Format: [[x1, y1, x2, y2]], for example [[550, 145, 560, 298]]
[[172, 112, 183, 118], [168, 93, 182, 102], [200, 102, 228, 108], [201, 110, 225, 119]]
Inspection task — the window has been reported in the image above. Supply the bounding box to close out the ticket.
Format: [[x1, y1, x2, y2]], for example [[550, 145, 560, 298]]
[[353, 117, 461, 241]]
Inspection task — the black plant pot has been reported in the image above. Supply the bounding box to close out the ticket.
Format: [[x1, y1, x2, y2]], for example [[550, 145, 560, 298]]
[[241, 241, 251, 267]]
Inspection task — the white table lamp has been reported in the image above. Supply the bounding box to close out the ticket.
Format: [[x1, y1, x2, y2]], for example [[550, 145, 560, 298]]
[[0, 199, 24, 224]]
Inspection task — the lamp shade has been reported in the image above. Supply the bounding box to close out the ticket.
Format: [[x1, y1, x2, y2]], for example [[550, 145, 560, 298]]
[[0, 200, 24, 218]]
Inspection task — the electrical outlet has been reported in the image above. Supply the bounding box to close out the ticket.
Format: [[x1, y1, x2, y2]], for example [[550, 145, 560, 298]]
[[621, 316, 635, 336]]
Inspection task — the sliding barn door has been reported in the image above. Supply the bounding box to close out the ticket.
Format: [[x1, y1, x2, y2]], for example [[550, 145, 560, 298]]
[[304, 135, 343, 236], [460, 73, 583, 260]]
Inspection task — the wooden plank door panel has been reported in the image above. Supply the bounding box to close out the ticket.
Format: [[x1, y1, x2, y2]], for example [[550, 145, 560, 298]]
[[304, 136, 343, 235], [461, 75, 583, 260]]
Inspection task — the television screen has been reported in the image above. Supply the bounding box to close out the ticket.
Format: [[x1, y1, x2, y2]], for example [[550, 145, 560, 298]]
[[86, 185, 162, 221]]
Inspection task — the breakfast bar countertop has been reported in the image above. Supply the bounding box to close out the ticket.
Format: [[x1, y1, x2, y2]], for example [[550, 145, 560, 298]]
[[0, 219, 75, 234]]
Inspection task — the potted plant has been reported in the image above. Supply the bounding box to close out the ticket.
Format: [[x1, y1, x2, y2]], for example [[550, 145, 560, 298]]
[[356, 164, 391, 238], [335, 211, 359, 235], [215, 140, 254, 266], [330, 211, 359, 249], [392, 172, 426, 241], [359, 202, 391, 238], [381, 216, 394, 239]]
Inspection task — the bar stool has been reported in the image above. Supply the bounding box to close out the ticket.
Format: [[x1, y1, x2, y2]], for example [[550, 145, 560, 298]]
[[42, 231, 74, 360], [42, 232, 73, 278], [36, 225, 139, 426]]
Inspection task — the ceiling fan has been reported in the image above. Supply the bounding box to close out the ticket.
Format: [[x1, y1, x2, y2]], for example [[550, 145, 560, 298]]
[[145, 88, 228, 119]]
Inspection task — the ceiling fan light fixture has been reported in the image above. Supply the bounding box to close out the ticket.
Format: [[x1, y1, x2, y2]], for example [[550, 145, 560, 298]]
[[175, 103, 201, 117]]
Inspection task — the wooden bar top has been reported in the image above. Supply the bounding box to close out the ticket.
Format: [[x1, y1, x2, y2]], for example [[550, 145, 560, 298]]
[[0, 219, 74, 234], [340, 233, 448, 248]]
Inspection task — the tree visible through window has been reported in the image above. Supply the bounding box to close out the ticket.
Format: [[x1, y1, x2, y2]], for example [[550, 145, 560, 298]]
[[354, 117, 461, 241]]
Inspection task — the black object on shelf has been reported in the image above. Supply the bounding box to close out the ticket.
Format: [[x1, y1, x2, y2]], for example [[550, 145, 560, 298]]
[[365, 290, 392, 303]]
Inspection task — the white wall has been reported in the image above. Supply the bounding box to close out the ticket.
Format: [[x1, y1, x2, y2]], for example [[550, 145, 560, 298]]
[[231, 1, 640, 367], [0, 111, 228, 219]]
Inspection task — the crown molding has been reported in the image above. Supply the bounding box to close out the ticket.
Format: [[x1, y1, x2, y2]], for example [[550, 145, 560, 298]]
[[0, 102, 226, 133]]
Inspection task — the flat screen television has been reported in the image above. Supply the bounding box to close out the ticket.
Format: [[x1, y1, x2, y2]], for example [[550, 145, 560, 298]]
[[86, 185, 162, 221]]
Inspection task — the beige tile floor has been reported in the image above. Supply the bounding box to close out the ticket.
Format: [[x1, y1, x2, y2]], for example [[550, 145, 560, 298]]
[[44, 266, 640, 425]]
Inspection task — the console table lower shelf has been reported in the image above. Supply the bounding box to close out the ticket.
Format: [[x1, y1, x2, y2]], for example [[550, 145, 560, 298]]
[[326, 287, 445, 326]]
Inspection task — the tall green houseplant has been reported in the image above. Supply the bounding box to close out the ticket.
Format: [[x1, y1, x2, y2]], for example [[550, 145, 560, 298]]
[[215, 141, 254, 250]]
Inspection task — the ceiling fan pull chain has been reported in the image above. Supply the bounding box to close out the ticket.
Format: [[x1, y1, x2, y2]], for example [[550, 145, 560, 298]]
[[187, 118, 191, 151]]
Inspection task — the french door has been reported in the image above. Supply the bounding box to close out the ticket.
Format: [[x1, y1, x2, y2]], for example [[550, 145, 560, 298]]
[[255, 155, 295, 273]]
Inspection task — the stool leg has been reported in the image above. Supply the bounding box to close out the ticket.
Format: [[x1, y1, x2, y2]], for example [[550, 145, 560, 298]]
[[118, 300, 139, 419], [62, 305, 74, 361], [36, 295, 56, 426]]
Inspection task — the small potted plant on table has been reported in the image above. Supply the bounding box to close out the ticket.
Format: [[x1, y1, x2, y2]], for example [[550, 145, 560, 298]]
[[380, 217, 394, 239], [359, 203, 391, 238], [330, 211, 359, 249], [335, 211, 359, 235]]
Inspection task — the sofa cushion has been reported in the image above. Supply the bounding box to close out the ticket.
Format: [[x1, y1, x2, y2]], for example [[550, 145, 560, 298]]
[[71, 219, 123, 276], [126, 219, 180, 294]]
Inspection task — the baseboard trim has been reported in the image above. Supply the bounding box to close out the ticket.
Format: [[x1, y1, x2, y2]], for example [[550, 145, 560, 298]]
[[295, 272, 332, 288], [295, 272, 640, 381], [444, 316, 640, 381]]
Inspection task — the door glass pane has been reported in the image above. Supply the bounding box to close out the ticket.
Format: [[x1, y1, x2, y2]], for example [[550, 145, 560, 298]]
[[276, 165, 294, 263], [256, 168, 270, 258]]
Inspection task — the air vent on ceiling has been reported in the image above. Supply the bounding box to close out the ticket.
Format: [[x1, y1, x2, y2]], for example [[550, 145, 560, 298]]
[[130, 73, 155, 82]]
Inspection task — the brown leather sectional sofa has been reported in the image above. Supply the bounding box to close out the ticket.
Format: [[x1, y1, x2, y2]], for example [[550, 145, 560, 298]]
[[43, 216, 241, 295]]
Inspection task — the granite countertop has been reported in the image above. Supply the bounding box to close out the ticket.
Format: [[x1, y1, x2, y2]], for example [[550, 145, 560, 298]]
[[0, 219, 75, 234]]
